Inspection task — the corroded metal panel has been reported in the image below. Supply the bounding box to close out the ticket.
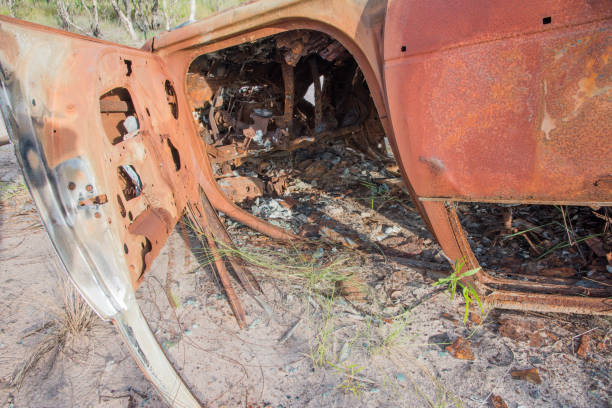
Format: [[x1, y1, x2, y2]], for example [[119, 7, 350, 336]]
[[384, 0, 612, 204]]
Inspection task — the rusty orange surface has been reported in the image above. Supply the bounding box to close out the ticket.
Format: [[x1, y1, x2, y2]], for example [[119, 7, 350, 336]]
[[384, 0, 612, 204]]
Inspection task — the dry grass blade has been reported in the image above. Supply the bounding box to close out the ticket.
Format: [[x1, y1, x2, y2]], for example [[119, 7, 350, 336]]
[[184, 215, 363, 295], [9, 279, 98, 388]]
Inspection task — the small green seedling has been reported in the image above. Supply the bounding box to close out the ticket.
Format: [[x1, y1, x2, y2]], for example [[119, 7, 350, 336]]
[[360, 180, 390, 210], [329, 362, 366, 397], [434, 259, 483, 323]]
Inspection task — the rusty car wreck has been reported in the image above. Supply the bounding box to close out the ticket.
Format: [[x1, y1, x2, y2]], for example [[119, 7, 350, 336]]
[[0, 0, 611, 406]]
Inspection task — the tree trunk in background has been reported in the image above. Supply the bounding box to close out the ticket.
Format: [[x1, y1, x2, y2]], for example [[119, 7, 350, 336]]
[[110, 0, 138, 41], [57, 0, 87, 33], [162, 0, 170, 30], [189, 0, 196, 22], [91, 0, 101, 37]]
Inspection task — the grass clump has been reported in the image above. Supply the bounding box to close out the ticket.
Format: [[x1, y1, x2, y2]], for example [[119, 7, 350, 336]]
[[187, 216, 362, 295], [0, 180, 27, 202], [9, 279, 98, 388], [329, 362, 367, 397]]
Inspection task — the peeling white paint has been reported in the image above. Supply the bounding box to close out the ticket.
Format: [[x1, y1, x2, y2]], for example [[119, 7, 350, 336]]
[[541, 81, 556, 140]]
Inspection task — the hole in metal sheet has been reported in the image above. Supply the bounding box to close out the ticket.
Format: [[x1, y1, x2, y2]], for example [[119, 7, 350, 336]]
[[542, 16, 551, 24], [165, 80, 179, 119], [116, 194, 126, 217], [124, 59, 133, 76], [401, 45, 406, 52], [118, 165, 142, 201], [167, 138, 181, 171], [138, 237, 152, 279], [100, 88, 138, 145]]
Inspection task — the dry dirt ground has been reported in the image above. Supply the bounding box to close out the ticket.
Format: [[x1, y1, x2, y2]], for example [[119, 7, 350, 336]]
[[0, 142, 611, 408]]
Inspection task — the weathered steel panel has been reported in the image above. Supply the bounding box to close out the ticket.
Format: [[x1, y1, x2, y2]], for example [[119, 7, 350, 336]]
[[384, 0, 612, 204]]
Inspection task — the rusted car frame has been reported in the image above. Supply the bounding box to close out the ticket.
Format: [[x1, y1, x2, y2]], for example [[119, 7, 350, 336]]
[[0, 0, 610, 405]]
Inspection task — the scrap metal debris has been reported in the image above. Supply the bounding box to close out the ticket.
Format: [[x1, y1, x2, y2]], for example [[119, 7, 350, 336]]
[[576, 334, 591, 359], [490, 395, 509, 408], [445, 336, 474, 361], [187, 30, 387, 184], [510, 368, 542, 385]]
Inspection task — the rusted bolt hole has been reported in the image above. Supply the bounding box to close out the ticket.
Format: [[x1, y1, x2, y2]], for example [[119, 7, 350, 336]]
[[68, 182, 76, 190], [542, 16, 551, 24], [401, 45, 406, 52]]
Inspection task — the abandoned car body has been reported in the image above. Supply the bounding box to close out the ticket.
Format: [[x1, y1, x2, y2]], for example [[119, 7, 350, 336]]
[[0, 0, 610, 405]]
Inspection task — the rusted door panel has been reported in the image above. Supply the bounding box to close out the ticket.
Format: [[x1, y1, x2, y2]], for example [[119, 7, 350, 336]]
[[384, 0, 612, 203], [0, 17, 202, 406], [0, 17, 194, 287]]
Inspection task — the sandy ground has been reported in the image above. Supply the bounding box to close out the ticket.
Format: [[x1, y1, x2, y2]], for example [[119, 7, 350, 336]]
[[0, 143, 610, 408]]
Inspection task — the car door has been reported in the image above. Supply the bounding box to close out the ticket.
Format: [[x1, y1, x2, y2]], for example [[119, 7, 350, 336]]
[[0, 16, 202, 407]]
